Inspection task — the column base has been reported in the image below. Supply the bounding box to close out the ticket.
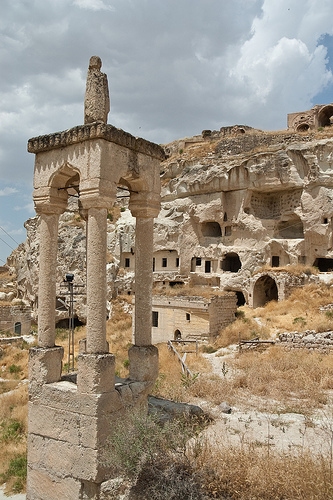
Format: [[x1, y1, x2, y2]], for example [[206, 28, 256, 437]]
[[128, 345, 159, 383], [29, 346, 64, 389], [77, 353, 115, 394]]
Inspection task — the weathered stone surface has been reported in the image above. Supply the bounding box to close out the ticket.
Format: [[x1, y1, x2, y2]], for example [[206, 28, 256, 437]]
[[128, 345, 159, 382], [77, 353, 115, 394], [84, 56, 110, 124], [148, 396, 204, 422]]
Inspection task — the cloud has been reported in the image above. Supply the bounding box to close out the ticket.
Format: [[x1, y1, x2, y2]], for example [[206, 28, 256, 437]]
[[0, 187, 18, 196], [73, 0, 114, 11]]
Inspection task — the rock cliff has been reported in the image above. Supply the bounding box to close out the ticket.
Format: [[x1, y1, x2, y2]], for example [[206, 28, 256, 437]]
[[7, 126, 333, 320]]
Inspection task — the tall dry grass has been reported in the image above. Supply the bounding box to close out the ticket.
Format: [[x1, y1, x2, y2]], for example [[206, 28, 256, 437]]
[[197, 441, 333, 499], [0, 342, 29, 494]]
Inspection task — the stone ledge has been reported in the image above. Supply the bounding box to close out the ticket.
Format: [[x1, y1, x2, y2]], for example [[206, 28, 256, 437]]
[[27, 122, 166, 160]]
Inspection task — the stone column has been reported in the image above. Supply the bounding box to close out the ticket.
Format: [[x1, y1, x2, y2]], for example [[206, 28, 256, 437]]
[[86, 207, 109, 353], [37, 211, 60, 348], [134, 216, 154, 346]]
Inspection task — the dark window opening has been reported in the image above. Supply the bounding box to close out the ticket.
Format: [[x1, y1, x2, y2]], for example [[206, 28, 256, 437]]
[[169, 281, 184, 287], [313, 258, 333, 272], [221, 253, 241, 272], [224, 226, 232, 236], [125, 258, 130, 268], [323, 217, 328, 224], [162, 258, 167, 268], [14, 322, 21, 335], [235, 291, 246, 306], [223, 212, 228, 221], [277, 217, 304, 239], [55, 317, 84, 329], [152, 311, 159, 327], [174, 329, 182, 340], [176, 257, 180, 267], [186, 313, 190, 321], [201, 221, 222, 237], [272, 256, 280, 267], [205, 260, 211, 273], [196, 257, 202, 266], [153, 257, 155, 271]]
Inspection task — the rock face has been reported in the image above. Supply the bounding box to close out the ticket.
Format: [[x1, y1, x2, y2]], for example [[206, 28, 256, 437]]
[[8, 127, 333, 319]]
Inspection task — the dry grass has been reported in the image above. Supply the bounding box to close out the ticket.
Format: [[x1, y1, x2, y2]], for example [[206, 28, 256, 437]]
[[106, 296, 132, 378], [197, 442, 333, 499], [216, 313, 270, 348], [0, 343, 29, 494]]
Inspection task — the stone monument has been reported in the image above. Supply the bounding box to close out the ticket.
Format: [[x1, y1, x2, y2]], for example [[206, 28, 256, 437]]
[[26, 56, 165, 499]]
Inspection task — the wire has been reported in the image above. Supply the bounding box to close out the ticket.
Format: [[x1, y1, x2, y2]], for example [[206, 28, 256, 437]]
[[0, 226, 20, 246], [0, 235, 15, 251]]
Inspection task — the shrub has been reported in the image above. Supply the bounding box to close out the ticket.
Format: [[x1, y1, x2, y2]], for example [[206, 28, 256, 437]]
[[8, 364, 22, 375], [103, 411, 206, 499]]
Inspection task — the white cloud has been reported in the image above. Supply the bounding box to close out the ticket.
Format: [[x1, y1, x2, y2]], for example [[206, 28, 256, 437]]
[[73, 0, 114, 11], [0, 187, 18, 196]]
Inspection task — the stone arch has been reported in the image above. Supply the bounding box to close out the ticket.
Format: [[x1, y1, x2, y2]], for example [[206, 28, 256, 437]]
[[253, 275, 278, 308], [297, 123, 310, 132], [318, 105, 333, 128], [221, 252, 242, 272], [174, 329, 182, 340]]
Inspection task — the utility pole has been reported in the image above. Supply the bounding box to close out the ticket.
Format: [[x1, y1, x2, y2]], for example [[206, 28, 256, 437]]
[[60, 273, 84, 372]]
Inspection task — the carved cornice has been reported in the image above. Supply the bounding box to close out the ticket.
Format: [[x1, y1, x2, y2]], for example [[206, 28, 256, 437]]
[[28, 122, 166, 160]]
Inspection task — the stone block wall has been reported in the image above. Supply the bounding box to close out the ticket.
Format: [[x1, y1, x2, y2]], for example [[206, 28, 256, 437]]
[[278, 330, 333, 352], [0, 304, 31, 335], [209, 293, 237, 337]]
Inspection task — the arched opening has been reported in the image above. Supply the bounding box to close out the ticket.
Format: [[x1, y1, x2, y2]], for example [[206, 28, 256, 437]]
[[313, 258, 333, 272], [221, 253, 242, 272], [253, 275, 278, 308], [277, 216, 304, 239], [201, 221, 222, 237], [318, 105, 333, 128], [14, 322, 21, 335], [235, 291, 246, 306], [174, 329, 182, 340], [297, 123, 310, 132]]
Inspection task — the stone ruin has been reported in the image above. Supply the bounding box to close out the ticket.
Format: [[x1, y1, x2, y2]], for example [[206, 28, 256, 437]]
[[26, 56, 165, 499], [288, 103, 333, 132]]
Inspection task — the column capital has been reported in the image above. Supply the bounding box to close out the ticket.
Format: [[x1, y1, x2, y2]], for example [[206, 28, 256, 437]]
[[129, 192, 160, 218], [33, 187, 68, 215]]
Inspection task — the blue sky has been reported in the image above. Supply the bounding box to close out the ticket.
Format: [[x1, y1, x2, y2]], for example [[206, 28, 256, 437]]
[[1, 0, 333, 264]]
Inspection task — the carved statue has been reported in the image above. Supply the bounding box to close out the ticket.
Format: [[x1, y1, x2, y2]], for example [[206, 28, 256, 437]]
[[84, 56, 110, 124]]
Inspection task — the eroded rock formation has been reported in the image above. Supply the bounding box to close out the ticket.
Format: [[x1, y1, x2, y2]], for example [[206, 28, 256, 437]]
[[8, 127, 333, 318]]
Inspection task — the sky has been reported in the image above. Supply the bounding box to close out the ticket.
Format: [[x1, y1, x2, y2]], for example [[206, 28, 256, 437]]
[[1, 0, 333, 264]]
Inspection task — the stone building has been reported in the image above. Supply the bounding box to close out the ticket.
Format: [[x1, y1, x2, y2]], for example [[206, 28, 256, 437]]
[[0, 303, 31, 336], [148, 293, 237, 343], [288, 103, 333, 132]]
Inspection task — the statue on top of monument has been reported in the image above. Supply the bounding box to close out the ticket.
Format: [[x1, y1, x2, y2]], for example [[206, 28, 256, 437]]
[[84, 56, 110, 124]]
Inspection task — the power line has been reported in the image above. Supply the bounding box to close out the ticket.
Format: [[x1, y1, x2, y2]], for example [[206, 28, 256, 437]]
[[0, 226, 20, 246], [0, 235, 15, 251]]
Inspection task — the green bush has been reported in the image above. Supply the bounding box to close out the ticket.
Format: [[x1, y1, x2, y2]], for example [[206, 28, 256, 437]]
[[8, 364, 21, 374], [103, 411, 206, 499], [0, 419, 24, 442], [0, 454, 27, 493]]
